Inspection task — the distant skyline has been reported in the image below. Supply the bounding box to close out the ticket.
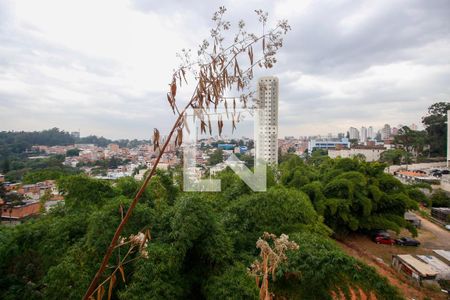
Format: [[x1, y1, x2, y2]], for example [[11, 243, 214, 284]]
[[1, 0, 449, 139]]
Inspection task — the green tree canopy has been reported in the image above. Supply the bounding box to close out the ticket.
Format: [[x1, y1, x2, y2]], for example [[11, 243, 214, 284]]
[[422, 102, 450, 157]]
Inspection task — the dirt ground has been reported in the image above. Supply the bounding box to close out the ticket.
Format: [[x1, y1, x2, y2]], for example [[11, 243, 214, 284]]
[[336, 213, 450, 300]]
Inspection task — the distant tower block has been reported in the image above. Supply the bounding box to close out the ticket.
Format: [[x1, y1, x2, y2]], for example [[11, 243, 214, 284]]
[[447, 110, 450, 167], [255, 76, 279, 165]]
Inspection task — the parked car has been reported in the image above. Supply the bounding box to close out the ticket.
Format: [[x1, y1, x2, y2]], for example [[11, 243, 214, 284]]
[[370, 229, 390, 241], [431, 170, 442, 177], [395, 237, 420, 246], [445, 224, 450, 231], [375, 236, 395, 245], [430, 169, 450, 177]]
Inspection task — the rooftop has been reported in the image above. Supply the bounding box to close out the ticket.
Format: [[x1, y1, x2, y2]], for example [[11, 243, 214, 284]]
[[395, 254, 438, 277]]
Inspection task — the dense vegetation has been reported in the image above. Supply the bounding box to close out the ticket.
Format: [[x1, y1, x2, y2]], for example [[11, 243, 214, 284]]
[[2, 155, 80, 183], [380, 101, 449, 163], [0, 128, 74, 156], [282, 155, 424, 236], [76, 136, 150, 149], [430, 189, 450, 208], [0, 156, 425, 299], [0, 128, 149, 174]]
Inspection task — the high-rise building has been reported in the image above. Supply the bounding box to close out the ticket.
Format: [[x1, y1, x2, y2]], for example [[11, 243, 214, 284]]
[[368, 126, 374, 139], [348, 127, 360, 140], [255, 76, 279, 165], [381, 124, 391, 140], [360, 126, 367, 142], [410, 123, 418, 131]]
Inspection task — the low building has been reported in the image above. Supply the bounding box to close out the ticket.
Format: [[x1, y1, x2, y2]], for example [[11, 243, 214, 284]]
[[328, 146, 386, 162], [392, 254, 438, 285], [1, 201, 41, 224], [18, 184, 40, 195], [218, 144, 235, 151], [157, 163, 169, 171], [417, 255, 450, 280], [308, 138, 350, 154], [433, 250, 450, 263], [395, 171, 438, 185]]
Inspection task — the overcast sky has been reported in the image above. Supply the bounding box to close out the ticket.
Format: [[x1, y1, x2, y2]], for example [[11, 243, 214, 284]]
[[0, 0, 449, 139]]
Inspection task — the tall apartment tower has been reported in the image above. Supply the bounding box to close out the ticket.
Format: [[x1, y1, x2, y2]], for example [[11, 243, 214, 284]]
[[360, 126, 368, 142], [255, 76, 279, 165], [348, 127, 360, 140], [381, 124, 391, 140], [368, 126, 374, 139]]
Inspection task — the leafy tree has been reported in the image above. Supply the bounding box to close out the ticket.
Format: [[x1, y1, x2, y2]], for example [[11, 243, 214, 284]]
[[406, 187, 429, 206], [22, 167, 80, 184], [422, 102, 450, 157], [213, 167, 252, 203], [235, 153, 254, 168], [430, 189, 450, 207], [225, 186, 323, 252], [380, 149, 408, 165], [0, 209, 90, 299], [65, 148, 80, 157], [5, 155, 78, 182], [117, 243, 187, 300], [57, 175, 115, 210], [307, 149, 329, 166], [208, 148, 224, 166], [394, 126, 427, 161], [287, 146, 296, 153], [283, 156, 418, 235], [203, 263, 258, 299], [1, 157, 10, 173]]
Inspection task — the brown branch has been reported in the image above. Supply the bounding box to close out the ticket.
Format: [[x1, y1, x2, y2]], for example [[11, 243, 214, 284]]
[[84, 11, 289, 298], [83, 103, 190, 299], [86, 48, 254, 300]]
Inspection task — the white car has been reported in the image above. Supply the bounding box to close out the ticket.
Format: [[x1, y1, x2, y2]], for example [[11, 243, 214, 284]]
[[445, 224, 450, 231]]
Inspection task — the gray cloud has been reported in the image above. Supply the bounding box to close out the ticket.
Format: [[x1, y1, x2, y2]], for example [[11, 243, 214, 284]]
[[0, 0, 449, 139]]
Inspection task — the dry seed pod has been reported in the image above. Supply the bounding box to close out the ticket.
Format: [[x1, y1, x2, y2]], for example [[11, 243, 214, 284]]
[[153, 128, 160, 151], [176, 128, 183, 146], [170, 79, 177, 98], [167, 94, 175, 114], [207, 115, 212, 135]]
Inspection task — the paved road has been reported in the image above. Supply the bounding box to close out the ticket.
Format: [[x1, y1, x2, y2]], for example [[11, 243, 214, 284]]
[[414, 213, 450, 249]]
